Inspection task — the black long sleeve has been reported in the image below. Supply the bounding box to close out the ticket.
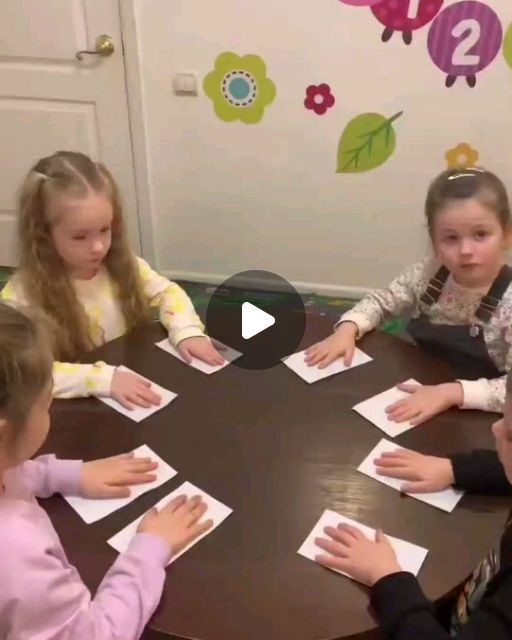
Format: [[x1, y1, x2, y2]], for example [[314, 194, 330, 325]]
[[368, 451, 512, 639], [450, 450, 512, 495], [370, 556, 512, 640]]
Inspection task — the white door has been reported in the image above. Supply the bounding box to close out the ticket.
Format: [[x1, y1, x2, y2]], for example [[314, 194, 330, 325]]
[[0, 0, 141, 266]]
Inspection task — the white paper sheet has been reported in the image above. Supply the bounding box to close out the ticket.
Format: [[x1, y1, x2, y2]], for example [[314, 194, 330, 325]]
[[353, 379, 421, 437], [298, 509, 428, 582], [155, 339, 242, 374], [108, 481, 233, 563], [357, 438, 464, 513], [282, 348, 372, 384], [64, 445, 178, 524], [98, 365, 177, 422]]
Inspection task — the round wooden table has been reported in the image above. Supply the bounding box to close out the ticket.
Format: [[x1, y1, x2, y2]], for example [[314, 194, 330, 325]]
[[41, 313, 510, 640]]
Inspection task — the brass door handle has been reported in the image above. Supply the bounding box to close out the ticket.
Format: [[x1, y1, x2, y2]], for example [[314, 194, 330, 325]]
[[76, 35, 114, 61]]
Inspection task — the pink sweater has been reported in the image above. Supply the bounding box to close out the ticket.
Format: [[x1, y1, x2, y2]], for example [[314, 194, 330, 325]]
[[0, 455, 171, 639]]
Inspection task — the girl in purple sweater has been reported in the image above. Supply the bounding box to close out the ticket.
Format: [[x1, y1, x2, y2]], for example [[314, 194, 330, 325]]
[[0, 302, 212, 639]]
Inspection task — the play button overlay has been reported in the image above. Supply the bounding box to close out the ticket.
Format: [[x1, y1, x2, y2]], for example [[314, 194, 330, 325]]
[[206, 270, 306, 370], [242, 302, 275, 339]]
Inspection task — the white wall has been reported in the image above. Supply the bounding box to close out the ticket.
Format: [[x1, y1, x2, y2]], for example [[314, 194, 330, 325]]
[[133, 0, 512, 296]]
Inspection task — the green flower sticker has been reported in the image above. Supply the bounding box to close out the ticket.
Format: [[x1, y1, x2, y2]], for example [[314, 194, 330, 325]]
[[203, 52, 276, 124], [504, 23, 512, 69]]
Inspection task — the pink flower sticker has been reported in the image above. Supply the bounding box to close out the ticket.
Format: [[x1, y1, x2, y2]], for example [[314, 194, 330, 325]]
[[304, 84, 336, 116]]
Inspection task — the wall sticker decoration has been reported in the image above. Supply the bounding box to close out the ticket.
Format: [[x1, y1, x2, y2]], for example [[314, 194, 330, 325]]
[[503, 23, 512, 69], [428, 1, 503, 87], [203, 52, 276, 124], [336, 111, 403, 173], [304, 84, 336, 115], [445, 142, 480, 168], [370, 0, 444, 45]]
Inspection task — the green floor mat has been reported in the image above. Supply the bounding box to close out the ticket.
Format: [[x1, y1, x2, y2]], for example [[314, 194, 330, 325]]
[[0, 268, 407, 339], [176, 280, 408, 339], [0, 267, 13, 290]]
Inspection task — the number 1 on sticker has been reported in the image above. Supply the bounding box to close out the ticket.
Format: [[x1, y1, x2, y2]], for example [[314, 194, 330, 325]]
[[407, 0, 420, 19]]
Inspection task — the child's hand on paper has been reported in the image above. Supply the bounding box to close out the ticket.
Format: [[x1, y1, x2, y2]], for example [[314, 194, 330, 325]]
[[305, 322, 358, 369], [111, 369, 162, 410], [81, 452, 159, 499], [315, 523, 402, 586], [138, 494, 213, 554], [385, 382, 463, 425], [177, 336, 225, 366], [375, 449, 455, 493]]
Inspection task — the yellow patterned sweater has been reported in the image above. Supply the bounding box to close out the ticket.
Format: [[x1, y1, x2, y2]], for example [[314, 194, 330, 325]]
[[0, 257, 204, 398]]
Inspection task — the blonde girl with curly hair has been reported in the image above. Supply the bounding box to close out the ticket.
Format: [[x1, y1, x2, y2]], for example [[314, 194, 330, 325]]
[[1, 151, 223, 409]]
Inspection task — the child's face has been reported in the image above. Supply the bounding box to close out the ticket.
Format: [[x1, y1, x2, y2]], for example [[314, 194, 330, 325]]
[[51, 191, 113, 279], [3, 383, 52, 468], [431, 198, 509, 288], [493, 400, 512, 484]]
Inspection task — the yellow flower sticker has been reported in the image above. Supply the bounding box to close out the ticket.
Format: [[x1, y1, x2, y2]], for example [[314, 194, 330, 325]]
[[445, 143, 480, 170]]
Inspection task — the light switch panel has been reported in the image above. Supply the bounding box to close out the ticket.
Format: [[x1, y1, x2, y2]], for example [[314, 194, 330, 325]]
[[173, 72, 198, 96]]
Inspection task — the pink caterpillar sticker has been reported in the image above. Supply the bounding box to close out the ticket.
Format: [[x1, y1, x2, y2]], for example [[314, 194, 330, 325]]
[[371, 0, 444, 45]]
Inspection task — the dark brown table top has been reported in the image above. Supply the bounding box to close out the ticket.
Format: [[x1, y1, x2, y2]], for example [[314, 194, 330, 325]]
[[41, 313, 511, 640]]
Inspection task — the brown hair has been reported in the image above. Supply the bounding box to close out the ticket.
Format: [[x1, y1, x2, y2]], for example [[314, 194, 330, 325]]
[[425, 168, 511, 235], [506, 369, 512, 399], [16, 151, 148, 361], [0, 302, 53, 429]]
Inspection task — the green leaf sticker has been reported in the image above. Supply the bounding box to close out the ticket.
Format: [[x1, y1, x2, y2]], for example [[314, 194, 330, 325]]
[[336, 111, 403, 174], [504, 24, 512, 70]]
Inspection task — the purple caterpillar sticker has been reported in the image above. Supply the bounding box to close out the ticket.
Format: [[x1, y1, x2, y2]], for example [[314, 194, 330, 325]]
[[428, 1, 503, 87]]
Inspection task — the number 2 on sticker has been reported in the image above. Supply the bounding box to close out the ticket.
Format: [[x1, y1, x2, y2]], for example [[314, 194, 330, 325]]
[[407, 0, 420, 19], [452, 18, 481, 66]]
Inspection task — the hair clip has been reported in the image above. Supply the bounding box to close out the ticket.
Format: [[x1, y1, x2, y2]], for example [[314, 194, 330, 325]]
[[448, 167, 486, 180], [33, 171, 49, 181]]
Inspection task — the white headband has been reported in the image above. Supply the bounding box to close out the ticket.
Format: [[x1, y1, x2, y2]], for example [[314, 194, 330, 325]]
[[448, 167, 486, 180]]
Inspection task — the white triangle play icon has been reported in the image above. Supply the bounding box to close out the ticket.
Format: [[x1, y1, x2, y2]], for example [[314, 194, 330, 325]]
[[242, 302, 275, 340]]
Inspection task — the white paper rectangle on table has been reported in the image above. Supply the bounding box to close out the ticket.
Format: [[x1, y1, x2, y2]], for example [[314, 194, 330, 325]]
[[64, 444, 178, 524], [282, 348, 372, 384], [155, 339, 242, 374], [352, 379, 420, 437], [298, 509, 428, 581], [98, 365, 177, 422], [108, 481, 233, 563], [357, 438, 464, 513]]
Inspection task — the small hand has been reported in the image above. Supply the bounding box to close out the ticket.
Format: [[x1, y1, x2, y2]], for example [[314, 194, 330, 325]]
[[138, 494, 213, 554], [110, 370, 162, 410], [374, 449, 455, 493], [304, 322, 358, 369], [177, 336, 225, 366], [81, 452, 158, 499], [315, 523, 402, 586], [385, 382, 462, 425]]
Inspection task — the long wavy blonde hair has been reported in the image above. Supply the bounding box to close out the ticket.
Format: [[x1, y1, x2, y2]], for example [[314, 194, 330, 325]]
[[17, 151, 148, 361]]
